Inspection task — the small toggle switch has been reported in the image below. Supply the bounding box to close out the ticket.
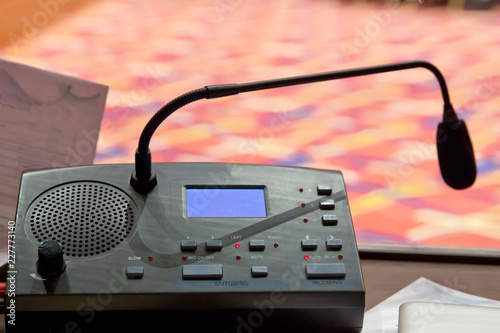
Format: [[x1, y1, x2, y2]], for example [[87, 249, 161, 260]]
[[317, 185, 333, 195], [181, 240, 198, 251], [126, 267, 144, 279], [251, 266, 268, 277], [326, 239, 343, 250], [301, 239, 318, 250], [206, 240, 223, 251], [322, 214, 338, 226], [249, 240, 266, 251], [319, 199, 335, 210]]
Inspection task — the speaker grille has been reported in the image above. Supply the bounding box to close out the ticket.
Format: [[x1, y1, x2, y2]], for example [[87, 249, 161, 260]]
[[27, 182, 138, 259]]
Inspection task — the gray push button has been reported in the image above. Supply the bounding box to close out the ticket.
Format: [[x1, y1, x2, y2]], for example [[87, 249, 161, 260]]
[[319, 199, 335, 210], [206, 240, 223, 251], [249, 240, 265, 251], [305, 263, 346, 279], [322, 214, 338, 226], [181, 240, 197, 251], [251, 266, 268, 277], [301, 239, 318, 250], [326, 239, 343, 250], [126, 267, 144, 279], [182, 265, 223, 279], [317, 185, 332, 195]]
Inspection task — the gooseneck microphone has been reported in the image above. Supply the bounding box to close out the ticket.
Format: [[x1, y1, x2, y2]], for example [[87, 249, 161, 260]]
[[130, 60, 476, 193]]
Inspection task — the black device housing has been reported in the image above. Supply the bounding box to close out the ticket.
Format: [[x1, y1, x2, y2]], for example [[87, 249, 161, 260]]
[[6, 163, 365, 332]]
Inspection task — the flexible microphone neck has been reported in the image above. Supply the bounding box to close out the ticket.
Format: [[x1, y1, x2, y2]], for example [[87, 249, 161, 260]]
[[208, 60, 451, 101], [130, 60, 476, 193]]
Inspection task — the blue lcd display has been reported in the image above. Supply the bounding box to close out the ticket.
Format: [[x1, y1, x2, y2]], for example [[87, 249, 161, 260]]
[[186, 188, 267, 218]]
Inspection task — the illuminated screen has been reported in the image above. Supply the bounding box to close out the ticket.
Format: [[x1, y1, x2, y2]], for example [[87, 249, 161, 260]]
[[186, 188, 267, 218]]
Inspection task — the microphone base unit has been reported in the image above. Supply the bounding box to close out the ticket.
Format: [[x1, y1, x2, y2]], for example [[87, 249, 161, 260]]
[[7, 163, 365, 332]]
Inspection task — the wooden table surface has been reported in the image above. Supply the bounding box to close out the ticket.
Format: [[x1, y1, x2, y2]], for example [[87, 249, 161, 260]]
[[362, 259, 500, 309]]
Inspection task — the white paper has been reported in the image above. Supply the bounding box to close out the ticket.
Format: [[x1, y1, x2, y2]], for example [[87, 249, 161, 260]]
[[0, 59, 108, 268], [361, 277, 500, 333]]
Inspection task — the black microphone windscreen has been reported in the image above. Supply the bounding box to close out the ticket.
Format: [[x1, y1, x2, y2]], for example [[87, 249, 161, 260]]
[[437, 119, 477, 189]]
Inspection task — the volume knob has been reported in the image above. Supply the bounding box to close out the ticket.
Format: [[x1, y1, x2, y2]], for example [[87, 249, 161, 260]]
[[36, 240, 66, 279]]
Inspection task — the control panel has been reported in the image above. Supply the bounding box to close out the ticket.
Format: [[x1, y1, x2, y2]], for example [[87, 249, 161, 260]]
[[8, 162, 365, 332]]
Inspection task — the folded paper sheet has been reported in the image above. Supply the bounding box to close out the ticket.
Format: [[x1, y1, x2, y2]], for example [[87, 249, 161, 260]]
[[361, 277, 500, 333], [0, 59, 108, 269]]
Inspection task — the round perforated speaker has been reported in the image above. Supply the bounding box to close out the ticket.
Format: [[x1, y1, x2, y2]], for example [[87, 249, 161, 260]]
[[26, 182, 139, 260]]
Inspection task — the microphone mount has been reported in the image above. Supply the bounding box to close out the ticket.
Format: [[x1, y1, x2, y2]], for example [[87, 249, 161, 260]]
[[130, 60, 475, 193]]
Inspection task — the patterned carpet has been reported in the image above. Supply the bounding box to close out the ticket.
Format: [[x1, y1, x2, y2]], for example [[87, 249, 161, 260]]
[[2, 0, 500, 250]]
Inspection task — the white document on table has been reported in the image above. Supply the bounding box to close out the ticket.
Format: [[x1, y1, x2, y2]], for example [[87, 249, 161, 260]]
[[361, 277, 500, 333], [0, 59, 108, 269]]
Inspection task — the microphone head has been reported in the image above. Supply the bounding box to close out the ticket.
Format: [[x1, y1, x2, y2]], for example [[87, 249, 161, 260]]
[[436, 119, 477, 189]]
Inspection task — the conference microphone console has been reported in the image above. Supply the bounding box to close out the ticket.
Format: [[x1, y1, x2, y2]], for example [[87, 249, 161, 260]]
[[9, 163, 364, 332]]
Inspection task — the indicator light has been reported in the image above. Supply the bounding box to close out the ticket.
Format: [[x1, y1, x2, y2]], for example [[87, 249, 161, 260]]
[[304, 255, 309, 260], [148, 256, 153, 261], [303, 219, 308, 223], [274, 243, 279, 248], [182, 256, 187, 261], [301, 203, 306, 208], [299, 188, 303, 192], [236, 256, 241, 260], [338, 255, 343, 260], [235, 243, 240, 248]]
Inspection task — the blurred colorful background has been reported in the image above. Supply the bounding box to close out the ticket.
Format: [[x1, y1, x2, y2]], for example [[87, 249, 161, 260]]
[[1, 0, 500, 250]]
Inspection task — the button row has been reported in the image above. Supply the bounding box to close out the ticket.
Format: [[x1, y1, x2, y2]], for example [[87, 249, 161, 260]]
[[301, 239, 343, 251], [317, 185, 336, 212], [182, 263, 345, 279], [181, 238, 342, 252], [181, 240, 223, 252], [181, 240, 267, 252], [126, 263, 346, 280], [182, 265, 268, 279]]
